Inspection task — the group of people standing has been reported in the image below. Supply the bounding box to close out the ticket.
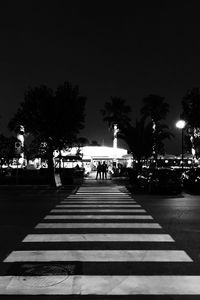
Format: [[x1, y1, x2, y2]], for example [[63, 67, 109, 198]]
[[96, 161, 108, 180]]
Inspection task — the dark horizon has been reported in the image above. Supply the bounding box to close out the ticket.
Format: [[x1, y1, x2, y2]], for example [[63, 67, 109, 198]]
[[1, 1, 199, 155]]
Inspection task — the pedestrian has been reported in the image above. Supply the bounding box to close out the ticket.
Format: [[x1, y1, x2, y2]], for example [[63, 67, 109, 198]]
[[96, 161, 102, 180], [102, 161, 108, 180]]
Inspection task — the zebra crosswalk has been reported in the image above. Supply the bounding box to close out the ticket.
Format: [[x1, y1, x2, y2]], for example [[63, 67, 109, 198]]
[[0, 182, 199, 297]]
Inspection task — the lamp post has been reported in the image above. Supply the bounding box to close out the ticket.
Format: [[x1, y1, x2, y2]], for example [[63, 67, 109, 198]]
[[176, 120, 186, 170]]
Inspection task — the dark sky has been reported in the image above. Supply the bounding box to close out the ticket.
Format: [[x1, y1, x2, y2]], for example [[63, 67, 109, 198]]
[[1, 1, 200, 154]]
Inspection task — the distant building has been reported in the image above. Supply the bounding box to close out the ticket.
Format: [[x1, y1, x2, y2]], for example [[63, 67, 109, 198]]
[[54, 145, 128, 171]]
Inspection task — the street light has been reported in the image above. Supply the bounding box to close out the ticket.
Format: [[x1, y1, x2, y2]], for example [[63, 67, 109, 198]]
[[176, 120, 186, 170]]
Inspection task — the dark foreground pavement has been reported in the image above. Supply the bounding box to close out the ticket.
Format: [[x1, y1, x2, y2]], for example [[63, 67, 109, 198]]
[[0, 185, 77, 261], [0, 181, 200, 298]]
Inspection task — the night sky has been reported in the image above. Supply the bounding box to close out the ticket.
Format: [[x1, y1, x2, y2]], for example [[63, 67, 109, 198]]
[[1, 1, 200, 154]]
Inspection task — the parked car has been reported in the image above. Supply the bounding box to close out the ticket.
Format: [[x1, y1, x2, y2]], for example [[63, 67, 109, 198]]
[[137, 167, 182, 194], [182, 167, 200, 193]]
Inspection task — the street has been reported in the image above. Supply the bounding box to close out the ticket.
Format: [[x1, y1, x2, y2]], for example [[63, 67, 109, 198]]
[[134, 191, 200, 261], [0, 181, 200, 298], [0, 186, 77, 262]]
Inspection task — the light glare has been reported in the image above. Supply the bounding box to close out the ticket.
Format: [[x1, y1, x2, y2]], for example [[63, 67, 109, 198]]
[[176, 120, 186, 129]]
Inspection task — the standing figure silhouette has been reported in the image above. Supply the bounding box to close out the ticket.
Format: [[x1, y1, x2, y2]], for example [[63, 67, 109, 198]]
[[102, 161, 108, 180], [96, 161, 102, 180]]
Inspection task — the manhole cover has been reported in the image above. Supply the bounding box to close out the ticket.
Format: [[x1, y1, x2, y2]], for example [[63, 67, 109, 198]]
[[18, 264, 75, 288], [19, 275, 68, 288]]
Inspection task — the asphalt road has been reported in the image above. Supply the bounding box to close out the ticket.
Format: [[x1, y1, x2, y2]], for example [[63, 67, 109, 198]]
[[133, 191, 200, 261], [0, 183, 200, 299], [0, 185, 200, 262], [0, 185, 77, 261]]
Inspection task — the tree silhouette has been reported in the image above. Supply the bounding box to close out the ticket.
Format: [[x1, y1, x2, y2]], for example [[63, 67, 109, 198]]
[[90, 140, 100, 146], [181, 88, 200, 158], [101, 96, 131, 131], [0, 135, 17, 167], [140, 95, 170, 161], [74, 137, 89, 157], [153, 123, 174, 155], [119, 118, 152, 166], [141, 95, 169, 123], [23, 136, 48, 165], [8, 82, 86, 185], [76, 137, 89, 147], [120, 117, 173, 171]]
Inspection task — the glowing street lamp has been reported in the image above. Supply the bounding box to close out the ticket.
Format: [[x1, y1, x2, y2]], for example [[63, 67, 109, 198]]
[[176, 120, 186, 130], [176, 120, 186, 169]]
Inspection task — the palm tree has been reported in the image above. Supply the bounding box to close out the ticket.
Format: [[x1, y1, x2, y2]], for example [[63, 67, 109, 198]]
[[120, 118, 173, 171], [101, 97, 131, 130], [140, 95, 170, 161], [181, 88, 200, 158], [153, 123, 174, 155], [119, 118, 152, 166], [141, 95, 169, 123], [101, 97, 131, 147]]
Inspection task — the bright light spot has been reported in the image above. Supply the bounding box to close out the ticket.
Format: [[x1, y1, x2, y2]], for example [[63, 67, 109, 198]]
[[54, 146, 127, 159], [165, 160, 168, 163], [192, 148, 196, 156], [18, 158, 24, 164], [176, 120, 186, 129], [82, 146, 127, 158], [188, 160, 192, 164]]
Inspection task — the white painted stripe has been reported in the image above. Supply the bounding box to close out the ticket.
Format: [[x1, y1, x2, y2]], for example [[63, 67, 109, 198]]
[[67, 197, 133, 199], [78, 187, 121, 188], [69, 198, 134, 200], [35, 223, 162, 229], [78, 188, 125, 191], [44, 215, 153, 219], [78, 190, 124, 192], [78, 189, 124, 190], [78, 190, 129, 192], [78, 187, 123, 189], [79, 186, 126, 188], [76, 194, 131, 195], [1, 275, 200, 295], [68, 195, 130, 199], [23, 233, 174, 242], [73, 189, 127, 190], [66, 199, 134, 201], [70, 193, 131, 194], [77, 191, 124, 192], [88, 191, 129, 193], [50, 209, 146, 213], [67, 196, 133, 198], [78, 191, 130, 193], [4, 250, 192, 262], [56, 205, 140, 208], [65, 200, 135, 202], [61, 201, 137, 204], [76, 193, 127, 195], [55, 203, 141, 208], [68, 194, 131, 196]]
